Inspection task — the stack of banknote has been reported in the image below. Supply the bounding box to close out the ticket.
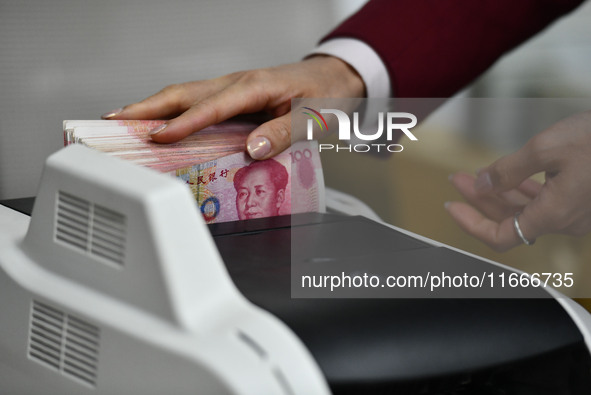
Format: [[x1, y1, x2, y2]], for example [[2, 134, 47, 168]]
[[63, 120, 325, 223]]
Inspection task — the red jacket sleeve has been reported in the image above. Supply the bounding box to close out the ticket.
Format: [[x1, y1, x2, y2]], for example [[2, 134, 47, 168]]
[[322, 0, 584, 97]]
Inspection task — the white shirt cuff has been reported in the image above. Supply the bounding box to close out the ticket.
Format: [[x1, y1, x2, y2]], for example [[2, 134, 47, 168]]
[[311, 38, 392, 98]]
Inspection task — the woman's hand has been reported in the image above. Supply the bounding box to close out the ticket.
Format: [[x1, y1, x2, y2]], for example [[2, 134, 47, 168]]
[[446, 110, 591, 251], [102, 56, 365, 160]]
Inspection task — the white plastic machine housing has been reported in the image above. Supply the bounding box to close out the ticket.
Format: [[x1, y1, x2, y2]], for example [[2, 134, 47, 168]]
[[0, 145, 329, 395]]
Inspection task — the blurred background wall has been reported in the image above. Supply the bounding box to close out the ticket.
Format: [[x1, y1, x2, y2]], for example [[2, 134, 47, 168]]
[[3, 0, 591, 199], [2, 0, 591, 199], [0, 0, 365, 199]]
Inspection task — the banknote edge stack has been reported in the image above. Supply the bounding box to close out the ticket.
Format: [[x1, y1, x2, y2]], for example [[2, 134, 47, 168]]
[[62, 120, 326, 223]]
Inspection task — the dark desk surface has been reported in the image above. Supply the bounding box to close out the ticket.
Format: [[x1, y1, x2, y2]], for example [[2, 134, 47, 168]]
[[2, 197, 587, 389], [210, 212, 584, 385]]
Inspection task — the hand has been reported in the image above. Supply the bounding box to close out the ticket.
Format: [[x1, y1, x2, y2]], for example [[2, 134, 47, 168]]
[[446, 110, 591, 252], [101, 56, 365, 160]]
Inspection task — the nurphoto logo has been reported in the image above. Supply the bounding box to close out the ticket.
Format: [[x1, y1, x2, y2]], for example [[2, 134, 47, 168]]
[[302, 107, 418, 153]]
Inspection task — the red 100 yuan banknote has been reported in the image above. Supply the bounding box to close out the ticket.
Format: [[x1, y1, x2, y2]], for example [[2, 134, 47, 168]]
[[63, 120, 325, 223]]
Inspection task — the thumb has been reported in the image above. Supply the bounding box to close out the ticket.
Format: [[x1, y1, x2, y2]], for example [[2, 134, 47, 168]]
[[474, 142, 546, 194], [246, 113, 293, 160]]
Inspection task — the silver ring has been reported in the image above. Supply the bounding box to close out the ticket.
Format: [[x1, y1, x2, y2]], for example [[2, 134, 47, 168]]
[[513, 212, 535, 246]]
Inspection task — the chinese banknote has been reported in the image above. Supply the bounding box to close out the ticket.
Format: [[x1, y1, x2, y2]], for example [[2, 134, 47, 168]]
[[63, 120, 325, 223]]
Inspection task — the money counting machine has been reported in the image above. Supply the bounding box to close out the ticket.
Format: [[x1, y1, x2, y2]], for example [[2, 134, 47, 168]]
[[1, 145, 591, 394]]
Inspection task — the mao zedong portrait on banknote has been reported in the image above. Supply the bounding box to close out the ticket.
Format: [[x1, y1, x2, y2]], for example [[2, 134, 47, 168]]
[[233, 159, 288, 220]]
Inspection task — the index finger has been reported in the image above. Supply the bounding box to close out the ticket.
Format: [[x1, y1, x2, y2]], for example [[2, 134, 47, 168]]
[[149, 79, 271, 143], [107, 78, 233, 121], [476, 139, 550, 194]]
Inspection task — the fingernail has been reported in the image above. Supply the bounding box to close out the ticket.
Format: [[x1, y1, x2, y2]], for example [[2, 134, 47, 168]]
[[101, 107, 124, 119], [444, 201, 451, 209], [247, 136, 271, 159], [474, 171, 493, 193], [149, 124, 167, 136], [448, 174, 454, 182]]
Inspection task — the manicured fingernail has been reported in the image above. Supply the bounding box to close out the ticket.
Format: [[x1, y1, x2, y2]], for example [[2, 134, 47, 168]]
[[149, 124, 168, 136], [101, 108, 124, 119], [474, 171, 493, 193], [247, 136, 271, 159]]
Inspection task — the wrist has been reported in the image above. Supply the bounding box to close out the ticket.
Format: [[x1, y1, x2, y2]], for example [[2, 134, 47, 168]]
[[305, 55, 366, 98]]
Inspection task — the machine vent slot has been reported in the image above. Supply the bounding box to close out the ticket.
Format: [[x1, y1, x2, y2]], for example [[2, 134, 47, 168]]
[[237, 330, 267, 359], [55, 191, 91, 251], [28, 301, 100, 387], [55, 191, 126, 267], [90, 204, 126, 265], [272, 367, 295, 395]]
